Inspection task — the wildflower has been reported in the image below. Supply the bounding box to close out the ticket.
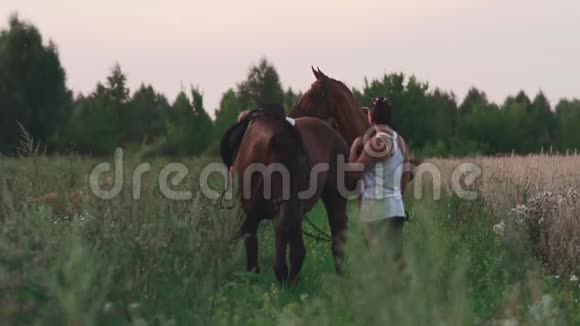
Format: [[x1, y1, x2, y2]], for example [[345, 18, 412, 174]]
[[498, 318, 518, 326], [493, 221, 505, 236], [103, 302, 113, 313], [570, 274, 578, 282], [565, 187, 579, 202], [300, 294, 309, 302], [128, 302, 141, 313], [528, 294, 558, 323]]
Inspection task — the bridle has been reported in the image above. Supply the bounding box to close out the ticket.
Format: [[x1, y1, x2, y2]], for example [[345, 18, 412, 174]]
[[326, 116, 338, 130]]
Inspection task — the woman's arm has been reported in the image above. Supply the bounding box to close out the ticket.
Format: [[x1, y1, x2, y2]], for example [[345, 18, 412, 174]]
[[348, 135, 394, 180]]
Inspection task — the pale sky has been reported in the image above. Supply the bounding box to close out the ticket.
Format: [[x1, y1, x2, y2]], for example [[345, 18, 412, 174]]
[[2, 0, 579, 115]]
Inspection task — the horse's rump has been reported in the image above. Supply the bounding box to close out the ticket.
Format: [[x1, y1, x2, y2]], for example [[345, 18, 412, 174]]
[[232, 114, 310, 211], [220, 106, 290, 169]]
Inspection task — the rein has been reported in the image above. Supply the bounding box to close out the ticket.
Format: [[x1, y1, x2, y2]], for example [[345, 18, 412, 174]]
[[219, 188, 235, 210], [218, 190, 332, 242], [303, 215, 332, 242], [325, 116, 336, 128]]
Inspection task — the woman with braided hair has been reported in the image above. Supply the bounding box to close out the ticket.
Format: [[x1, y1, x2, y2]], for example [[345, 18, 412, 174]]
[[348, 97, 411, 265]]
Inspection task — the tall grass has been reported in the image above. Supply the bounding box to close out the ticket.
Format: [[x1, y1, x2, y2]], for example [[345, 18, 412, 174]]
[[0, 154, 579, 325]]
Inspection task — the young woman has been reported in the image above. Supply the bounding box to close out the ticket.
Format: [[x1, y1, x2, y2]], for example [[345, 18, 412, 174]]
[[348, 97, 411, 263]]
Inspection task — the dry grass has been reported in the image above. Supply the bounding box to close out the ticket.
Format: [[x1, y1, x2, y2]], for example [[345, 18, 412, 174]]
[[427, 154, 580, 274]]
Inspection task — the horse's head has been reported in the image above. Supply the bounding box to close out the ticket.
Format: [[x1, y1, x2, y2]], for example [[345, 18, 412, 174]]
[[289, 67, 335, 121], [289, 67, 368, 145]]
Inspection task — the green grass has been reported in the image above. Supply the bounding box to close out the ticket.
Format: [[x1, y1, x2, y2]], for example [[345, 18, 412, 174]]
[[0, 156, 579, 325]]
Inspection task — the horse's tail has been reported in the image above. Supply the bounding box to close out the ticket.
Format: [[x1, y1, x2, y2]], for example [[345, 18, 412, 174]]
[[270, 121, 310, 201], [269, 123, 309, 233]]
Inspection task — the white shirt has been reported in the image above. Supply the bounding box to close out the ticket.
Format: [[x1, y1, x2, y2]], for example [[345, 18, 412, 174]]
[[360, 131, 406, 221]]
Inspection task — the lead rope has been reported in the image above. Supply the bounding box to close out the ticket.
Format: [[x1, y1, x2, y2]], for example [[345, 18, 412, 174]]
[[219, 171, 236, 210], [219, 189, 331, 242], [303, 215, 332, 242], [219, 189, 235, 210]]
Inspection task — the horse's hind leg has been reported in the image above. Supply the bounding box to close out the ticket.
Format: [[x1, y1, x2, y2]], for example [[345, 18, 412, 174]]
[[273, 226, 289, 283], [274, 201, 306, 283], [288, 223, 306, 283], [242, 218, 260, 273], [322, 191, 348, 274], [274, 224, 305, 284]]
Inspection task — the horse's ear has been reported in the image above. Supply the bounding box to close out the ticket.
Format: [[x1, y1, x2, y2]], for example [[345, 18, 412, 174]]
[[316, 67, 328, 80], [312, 66, 320, 80]]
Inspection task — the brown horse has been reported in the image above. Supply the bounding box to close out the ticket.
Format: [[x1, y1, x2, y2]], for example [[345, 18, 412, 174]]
[[289, 67, 420, 182], [231, 111, 350, 283]]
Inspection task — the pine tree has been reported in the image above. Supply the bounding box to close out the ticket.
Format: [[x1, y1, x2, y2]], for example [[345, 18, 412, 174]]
[[237, 58, 284, 109], [0, 14, 70, 153]]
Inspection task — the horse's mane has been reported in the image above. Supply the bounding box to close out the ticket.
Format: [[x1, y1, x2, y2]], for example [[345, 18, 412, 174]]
[[333, 79, 353, 96], [330, 78, 361, 110]]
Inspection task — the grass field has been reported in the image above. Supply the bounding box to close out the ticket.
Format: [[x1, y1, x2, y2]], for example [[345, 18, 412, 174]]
[[1, 153, 579, 325]]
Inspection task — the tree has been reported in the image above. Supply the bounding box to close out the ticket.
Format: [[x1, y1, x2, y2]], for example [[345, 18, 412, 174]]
[[190, 87, 213, 155], [530, 92, 556, 151], [459, 88, 488, 114], [0, 14, 70, 153], [237, 58, 284, 109], [425, 89, 457, 149], [354, 73, 405, 109], [167, 92, 193, 155], [166, 88, 213, 156], [283, 87, 301, 112], [555, 99, 580, 152], [210, 89, 242, 152], [353, 73, 459, 153], [66, 93, 122, 155], [396, 76, 430, 148], [353, 73, 412, 142], [105, 63, 130, 104], [456, 102, 504, 155], [502, 101, 533, 153], [65, 64, 134, 154], [128, 84, 170, 143], [503, 90, 531, 109], [102, 64, 133, 144]]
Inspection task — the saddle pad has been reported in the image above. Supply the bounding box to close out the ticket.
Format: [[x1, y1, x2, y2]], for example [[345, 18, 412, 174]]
[[220, 107, 295, 168]]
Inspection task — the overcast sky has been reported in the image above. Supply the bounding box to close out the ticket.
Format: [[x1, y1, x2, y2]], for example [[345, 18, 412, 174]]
[[2, 0, 579, 115]]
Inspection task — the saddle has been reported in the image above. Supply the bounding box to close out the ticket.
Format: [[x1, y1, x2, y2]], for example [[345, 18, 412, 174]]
[[220, 104, 290, 168]]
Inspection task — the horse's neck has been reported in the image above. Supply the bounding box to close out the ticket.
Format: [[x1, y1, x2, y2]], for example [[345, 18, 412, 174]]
[[330, 82, 369, 145], [335, 107, 369, 145]]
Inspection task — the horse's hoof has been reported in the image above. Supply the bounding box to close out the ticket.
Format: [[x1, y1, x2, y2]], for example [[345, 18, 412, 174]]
[[275, 273, 288, 284], [287, 275, 301, 287], [273, 266, 289, 283], [247, 267, 260, 273]]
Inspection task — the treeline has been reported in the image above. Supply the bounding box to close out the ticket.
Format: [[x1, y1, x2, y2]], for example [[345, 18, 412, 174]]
[[354, 76, 580, 156], [1, 15, 580, 157]]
